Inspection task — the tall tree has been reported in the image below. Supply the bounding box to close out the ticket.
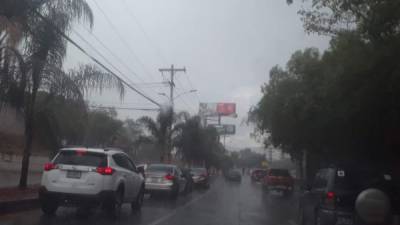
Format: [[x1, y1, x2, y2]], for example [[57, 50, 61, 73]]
[[0, 1, 126, 187], [138, 108, 174, 162]]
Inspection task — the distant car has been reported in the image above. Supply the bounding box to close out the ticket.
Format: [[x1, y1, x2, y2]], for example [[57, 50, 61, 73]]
[[191, 167, 210, 188], [39, 148, 145, 217], [251, 168, 268, 182], [298, 166, 400, 225], [262, 168, 294, 195], [226, 169, 242, 182], [144, 164, 187, 199]]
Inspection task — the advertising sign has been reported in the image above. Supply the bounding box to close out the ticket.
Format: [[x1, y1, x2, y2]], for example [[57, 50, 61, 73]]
[[199, 103, 236, 117]]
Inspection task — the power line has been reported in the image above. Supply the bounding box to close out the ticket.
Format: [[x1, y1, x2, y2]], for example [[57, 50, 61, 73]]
[[118, 0, 200, 111], [90, 105, 159, 111], [77, 24, 167, 96], [120, 0, 169, 64], [33, 11, 161, 107], [91, 0, 159, 83], [71, 28, 148, 94]]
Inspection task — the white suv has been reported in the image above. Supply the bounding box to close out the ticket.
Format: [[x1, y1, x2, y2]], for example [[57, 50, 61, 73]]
[[39, 147, 145, 216]]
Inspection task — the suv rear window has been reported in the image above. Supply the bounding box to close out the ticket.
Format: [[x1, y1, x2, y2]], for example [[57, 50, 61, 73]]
[[269, 169, 290, 177], [54, 150, 107, 167], [335, 169, 396, 191], [147, 165, 174, 173]]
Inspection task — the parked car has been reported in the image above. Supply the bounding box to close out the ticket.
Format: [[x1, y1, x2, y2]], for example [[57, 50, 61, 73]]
[[298, 166, 400, 225], [226, 169, 242, 182], [191, 167, 210, 188], [39, 147, 145, 217], [181, 168, 194, 193], [262, 168, 294, 195], [251, 168, 268, 182], [144, 164, 187, 199]]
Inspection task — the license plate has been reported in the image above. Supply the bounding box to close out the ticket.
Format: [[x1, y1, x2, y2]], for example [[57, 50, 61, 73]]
[[67, 170, 81, 179], [336, 217, 353, 225]]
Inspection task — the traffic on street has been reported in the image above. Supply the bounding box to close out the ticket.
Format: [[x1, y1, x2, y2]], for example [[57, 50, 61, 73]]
[[0, 175, 299, 225], [1, 0, 400, 225]]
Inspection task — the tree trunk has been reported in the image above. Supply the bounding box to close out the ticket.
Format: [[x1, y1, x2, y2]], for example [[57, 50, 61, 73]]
[[19, 90, 37, 188]]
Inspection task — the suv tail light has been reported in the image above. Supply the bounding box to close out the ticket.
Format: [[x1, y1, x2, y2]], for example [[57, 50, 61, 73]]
[[44, 163, 57, 171], [165, 174, 175, 180], [324, 191, 336, 209], [97, 167, 114, 175]]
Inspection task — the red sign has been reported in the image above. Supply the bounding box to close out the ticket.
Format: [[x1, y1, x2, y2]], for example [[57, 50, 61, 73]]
[[217, 103, 236, 116]]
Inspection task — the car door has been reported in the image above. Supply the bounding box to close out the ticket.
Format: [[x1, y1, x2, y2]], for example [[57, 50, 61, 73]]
[[125, 156, 142, 198], [302, 169, 329, 224], [176, 168, 187, 192], [112, 154, 135, 201]]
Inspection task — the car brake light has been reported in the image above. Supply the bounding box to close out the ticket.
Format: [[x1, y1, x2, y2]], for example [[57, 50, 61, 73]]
[[44, 163, 57, 171], [165, 174, 174, 180], [97, 167, 114, 175], [325, 191, 336, 209]]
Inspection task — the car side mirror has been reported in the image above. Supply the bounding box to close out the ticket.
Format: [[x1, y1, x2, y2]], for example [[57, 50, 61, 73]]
[[137, 166, 145, 175]]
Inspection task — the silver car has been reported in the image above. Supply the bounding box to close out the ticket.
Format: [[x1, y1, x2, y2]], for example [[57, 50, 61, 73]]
[[144, 164, 187, 199]]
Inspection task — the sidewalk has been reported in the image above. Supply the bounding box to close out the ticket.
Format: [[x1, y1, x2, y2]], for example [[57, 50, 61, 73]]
[[0, 155, 46, 188], [0, 185, 39, 214]]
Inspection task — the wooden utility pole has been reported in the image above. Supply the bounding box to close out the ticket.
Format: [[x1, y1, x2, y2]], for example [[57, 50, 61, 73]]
[[159, 65, 186, 162]]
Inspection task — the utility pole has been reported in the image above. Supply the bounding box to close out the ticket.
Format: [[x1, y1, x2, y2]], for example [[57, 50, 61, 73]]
[[158, 65, 186, 162], [159, 65, 186, 108]]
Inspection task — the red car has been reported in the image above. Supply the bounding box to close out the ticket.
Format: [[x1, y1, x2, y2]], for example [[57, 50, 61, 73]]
[[251, 169, 268, 182], [262, 169, 294, 195]]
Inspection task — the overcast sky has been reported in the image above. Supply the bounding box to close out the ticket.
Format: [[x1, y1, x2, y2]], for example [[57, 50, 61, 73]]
[[64, 0, 329, 151]]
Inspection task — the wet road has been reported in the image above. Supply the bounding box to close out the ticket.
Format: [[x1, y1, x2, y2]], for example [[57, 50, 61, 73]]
[[0, 176, 299, 225]]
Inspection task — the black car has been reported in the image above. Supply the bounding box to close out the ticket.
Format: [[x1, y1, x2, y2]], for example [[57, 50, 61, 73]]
[[226, 169, 242, 182], [298, 166, 400, 225], [191, 167, 210, 188]]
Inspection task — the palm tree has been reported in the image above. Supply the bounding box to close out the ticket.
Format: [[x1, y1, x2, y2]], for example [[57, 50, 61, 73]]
[[138, 108, 174, 162], [0, 0, 125, 188]]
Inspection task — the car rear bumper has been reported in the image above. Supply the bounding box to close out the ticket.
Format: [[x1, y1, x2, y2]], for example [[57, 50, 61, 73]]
[[39, 186, 114, 206], [319, 208, 353, 225], [145, 182, 174, 192]]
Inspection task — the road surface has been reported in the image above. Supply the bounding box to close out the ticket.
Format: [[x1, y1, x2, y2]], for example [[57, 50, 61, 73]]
[[0, 175, 299, 225]]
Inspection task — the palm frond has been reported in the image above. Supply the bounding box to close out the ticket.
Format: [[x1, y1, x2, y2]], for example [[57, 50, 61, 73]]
[[138, 116, 160, 138], [69, 64, 125, 100]]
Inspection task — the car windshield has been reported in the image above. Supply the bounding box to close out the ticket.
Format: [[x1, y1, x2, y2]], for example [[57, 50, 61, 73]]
[[147, 165, 174, 173], [335, 169, 398, 191], [53, 150, 107, 167]]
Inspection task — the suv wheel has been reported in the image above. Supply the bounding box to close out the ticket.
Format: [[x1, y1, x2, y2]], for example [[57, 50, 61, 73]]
[[106, 187, 123, 218], [40, 199, 58, 215], [131, 187, 144, 211], [170, 185, 179, 200], [315, 210, 322, 225]]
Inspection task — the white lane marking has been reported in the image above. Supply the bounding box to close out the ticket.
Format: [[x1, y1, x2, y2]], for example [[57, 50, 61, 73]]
[[146, 191, 212, 225], [288, 219, 298, 225]]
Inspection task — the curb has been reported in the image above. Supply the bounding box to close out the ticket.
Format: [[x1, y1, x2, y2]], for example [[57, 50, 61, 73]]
[[0, 198, 39, 214]]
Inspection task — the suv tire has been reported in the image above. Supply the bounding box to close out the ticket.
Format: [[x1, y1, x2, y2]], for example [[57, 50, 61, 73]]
[[41, 200, 58, 215], [106, 187, 124, 218], [170, 185, 179, 200], [131, 186, 144, 211]]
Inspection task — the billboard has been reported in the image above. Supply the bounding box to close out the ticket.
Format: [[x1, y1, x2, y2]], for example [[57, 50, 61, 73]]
[[199, 103, 236, 117], [209, 124, 236, 135]]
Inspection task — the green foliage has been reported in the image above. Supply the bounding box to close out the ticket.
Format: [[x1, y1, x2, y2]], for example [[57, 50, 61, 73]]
[[251, 30, 400, 163], [173, 115, 226, 168], [138, 108, 173, 162]]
